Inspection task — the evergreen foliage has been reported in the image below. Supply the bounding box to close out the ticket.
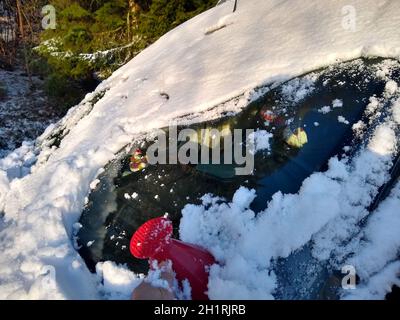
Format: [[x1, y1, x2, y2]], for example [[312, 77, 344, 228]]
[[38, 0, 217, 80], [31, 0, 217, 113]]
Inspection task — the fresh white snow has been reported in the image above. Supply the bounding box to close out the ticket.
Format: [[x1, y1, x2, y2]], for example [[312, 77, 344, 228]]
[[332, 99, 344, 109], [318, 106, 332, 114], [338, 115, 350, 125], [248, 130, 273, 155], [129, 192, 138, 200], [95, 261, 143, 300], [280, 74, 317, 104], [319, 100, 344, 115], [1, 0, 400, 299]]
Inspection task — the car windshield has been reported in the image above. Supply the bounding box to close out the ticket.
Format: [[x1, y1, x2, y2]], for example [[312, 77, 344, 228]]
[[77, 58, 400, 299]]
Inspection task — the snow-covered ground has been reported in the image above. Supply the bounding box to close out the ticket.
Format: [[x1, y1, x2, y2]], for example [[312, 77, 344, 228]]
[[0, 69, 58, 158], [0, 0, 400, 299]]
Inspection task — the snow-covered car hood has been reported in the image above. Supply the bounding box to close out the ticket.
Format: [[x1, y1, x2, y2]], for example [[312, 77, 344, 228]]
[[0, 0, 400, 299]]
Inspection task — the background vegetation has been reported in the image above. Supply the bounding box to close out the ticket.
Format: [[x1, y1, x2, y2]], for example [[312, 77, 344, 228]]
[[1, 0, 218, 113]]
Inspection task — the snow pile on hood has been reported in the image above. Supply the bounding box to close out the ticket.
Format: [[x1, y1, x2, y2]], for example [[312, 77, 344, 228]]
[[342, 183, 400, 299], [248, 130, 273, 155], [1, 0, 400, 299], [95, 261, 143, 300]]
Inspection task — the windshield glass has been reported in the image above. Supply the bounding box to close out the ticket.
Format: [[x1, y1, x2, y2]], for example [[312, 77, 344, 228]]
[[77, 58, 400, 298]]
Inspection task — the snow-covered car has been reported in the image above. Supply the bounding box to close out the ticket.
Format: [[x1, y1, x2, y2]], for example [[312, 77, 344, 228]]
[[0, 0, 400, 300], [77, 58, 400, 299]]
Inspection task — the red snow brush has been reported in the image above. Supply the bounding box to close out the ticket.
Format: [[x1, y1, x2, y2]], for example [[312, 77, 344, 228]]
[[130, 217, 216, 300]]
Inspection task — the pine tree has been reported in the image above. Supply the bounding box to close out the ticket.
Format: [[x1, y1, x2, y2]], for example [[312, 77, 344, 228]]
[[139, 0, 217, 43], [33, 0, 217, 110]]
